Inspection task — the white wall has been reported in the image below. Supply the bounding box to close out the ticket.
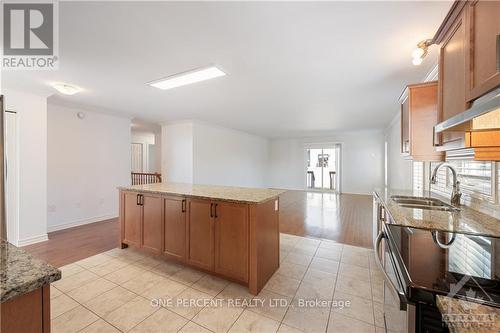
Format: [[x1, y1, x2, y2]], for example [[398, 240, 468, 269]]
[[384, 113, 412, 190], [267, 130, 385, 194], [3, 90, 49, 246], [47, 102, 131, 232], [192, 122, 269, 187], [161, 122, 194, 183], [161, 121, 269, 188]]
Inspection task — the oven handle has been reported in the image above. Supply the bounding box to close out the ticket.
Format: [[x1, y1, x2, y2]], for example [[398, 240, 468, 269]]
[[374, 231, 408, 309], [431, 230, 456, 248]]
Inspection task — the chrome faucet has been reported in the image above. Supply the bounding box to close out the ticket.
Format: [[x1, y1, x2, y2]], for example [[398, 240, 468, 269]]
[[430, 162, 462, 207]]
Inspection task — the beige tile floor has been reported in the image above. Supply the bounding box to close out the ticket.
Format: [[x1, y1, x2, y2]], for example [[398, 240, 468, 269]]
[[50, 233, 386, 333]]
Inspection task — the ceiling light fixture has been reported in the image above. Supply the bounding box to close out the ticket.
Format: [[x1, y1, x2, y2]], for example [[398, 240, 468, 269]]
[[52, 83, 83, 95], [411, 39, 433, 66], [148, 65, 226, 90]]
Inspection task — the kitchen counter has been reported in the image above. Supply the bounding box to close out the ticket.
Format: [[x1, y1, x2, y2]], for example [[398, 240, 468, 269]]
[[119, 182, 285, 204], [436, 295, 499, 333], [0, 240, 61, 302], [374, 188, 500, 238]]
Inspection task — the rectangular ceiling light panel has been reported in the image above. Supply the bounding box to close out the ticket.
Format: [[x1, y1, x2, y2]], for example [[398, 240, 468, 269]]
[[148, 66, 226, 90]]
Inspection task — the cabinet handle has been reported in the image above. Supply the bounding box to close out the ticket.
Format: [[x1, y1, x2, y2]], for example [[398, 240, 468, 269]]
[[214, 204, 218, 218], [136, 194, 141, 206], [210, 203, 214, 218], [181, 199, 186, 213], [139, 194, 144, 206]]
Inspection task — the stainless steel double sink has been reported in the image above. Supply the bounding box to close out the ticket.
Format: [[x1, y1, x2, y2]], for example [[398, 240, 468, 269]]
[[391, 195, 460, 212]]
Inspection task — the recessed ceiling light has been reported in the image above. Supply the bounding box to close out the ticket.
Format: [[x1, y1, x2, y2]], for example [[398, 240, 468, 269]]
[[148, 65, 226, 90], [52, 83, 82, 95]]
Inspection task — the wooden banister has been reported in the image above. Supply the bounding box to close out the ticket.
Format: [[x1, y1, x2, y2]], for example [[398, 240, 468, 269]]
[[131, 172, 162, 185]]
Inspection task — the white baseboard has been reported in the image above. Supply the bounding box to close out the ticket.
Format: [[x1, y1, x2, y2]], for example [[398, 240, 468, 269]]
[[48, 214, 118, 233], [17, 234, 49, 247]]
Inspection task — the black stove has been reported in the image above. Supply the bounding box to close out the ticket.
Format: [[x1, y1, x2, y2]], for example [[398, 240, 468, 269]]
[[385, 224, 500, 308]]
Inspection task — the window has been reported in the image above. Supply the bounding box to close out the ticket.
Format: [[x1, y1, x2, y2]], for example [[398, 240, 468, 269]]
[[430, 160, 496, 202]]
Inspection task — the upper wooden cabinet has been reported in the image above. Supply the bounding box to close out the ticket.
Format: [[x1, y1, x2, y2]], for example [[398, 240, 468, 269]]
[[465, 0, 500, 101], [433, 0, 500, 158], [400, 81, 444, 161]]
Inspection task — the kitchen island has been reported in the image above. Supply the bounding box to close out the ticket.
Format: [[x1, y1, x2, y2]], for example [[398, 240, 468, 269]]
[[118, 182, 284, 295]]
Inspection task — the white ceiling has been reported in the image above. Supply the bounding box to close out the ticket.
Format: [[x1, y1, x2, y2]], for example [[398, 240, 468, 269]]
[[2, 1, 452, 138]]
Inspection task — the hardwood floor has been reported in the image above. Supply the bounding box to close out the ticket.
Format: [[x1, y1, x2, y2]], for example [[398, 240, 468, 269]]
[[23, 190, 373, 267], [279, 190, 374, 248], [23, 218, 119, 267]]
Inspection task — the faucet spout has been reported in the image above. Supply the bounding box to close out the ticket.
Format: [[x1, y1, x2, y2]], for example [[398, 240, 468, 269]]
[[430, 162, 462, 207]]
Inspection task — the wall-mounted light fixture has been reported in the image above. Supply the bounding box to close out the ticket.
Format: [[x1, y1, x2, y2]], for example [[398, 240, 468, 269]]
[[412, 39, 433, 66]]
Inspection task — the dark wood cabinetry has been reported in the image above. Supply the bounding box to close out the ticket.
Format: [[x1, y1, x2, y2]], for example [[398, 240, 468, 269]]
[[164, 196, 186, 261], [186, 198, 215, 271], [400, 82, 444, 161], [214, 201, 249, 283]]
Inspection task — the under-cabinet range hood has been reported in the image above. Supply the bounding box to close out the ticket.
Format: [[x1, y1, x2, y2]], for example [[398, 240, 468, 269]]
[[434, 88, 500, 133]]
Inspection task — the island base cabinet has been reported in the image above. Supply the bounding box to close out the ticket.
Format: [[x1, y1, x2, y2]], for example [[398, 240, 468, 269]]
[[122, 192, 142, 248], [119, 190, 280, 295], [214, 201, 249, 283], [186, 198, 215, 271], [142, 195, 163, 255], [164, 196, 186, 261], [0, 285, 50, 333]]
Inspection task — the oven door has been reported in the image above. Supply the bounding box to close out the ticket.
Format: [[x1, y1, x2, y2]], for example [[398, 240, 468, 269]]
[[375, 231, 415, 333]]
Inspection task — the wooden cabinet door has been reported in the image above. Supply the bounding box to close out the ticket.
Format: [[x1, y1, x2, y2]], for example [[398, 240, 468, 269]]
[[142, 194, 163, 254], [164, 196, 186, 261], [186, 198, 214, 270], [401, 96, 410, 154], [214, 201, 249, 283], [122, 192, 142, 247], [438, 6, 468, 147], [465, 0, 500, 101]]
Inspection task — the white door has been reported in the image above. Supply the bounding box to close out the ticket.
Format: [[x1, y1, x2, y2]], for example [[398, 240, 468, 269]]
[[5, 111, 19, 245], [305, 145, 341, 192], [131, 143, 143, 172]]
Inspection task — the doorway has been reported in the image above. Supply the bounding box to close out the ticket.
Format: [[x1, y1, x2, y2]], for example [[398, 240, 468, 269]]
[[305, 145, 341, 192]]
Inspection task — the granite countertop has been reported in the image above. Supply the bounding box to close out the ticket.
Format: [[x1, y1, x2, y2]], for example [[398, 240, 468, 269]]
[[436, 295, 499, 333], [0, 240, 61, 303], [374, 188, 500, 238], [119, 182, 286, 204]]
